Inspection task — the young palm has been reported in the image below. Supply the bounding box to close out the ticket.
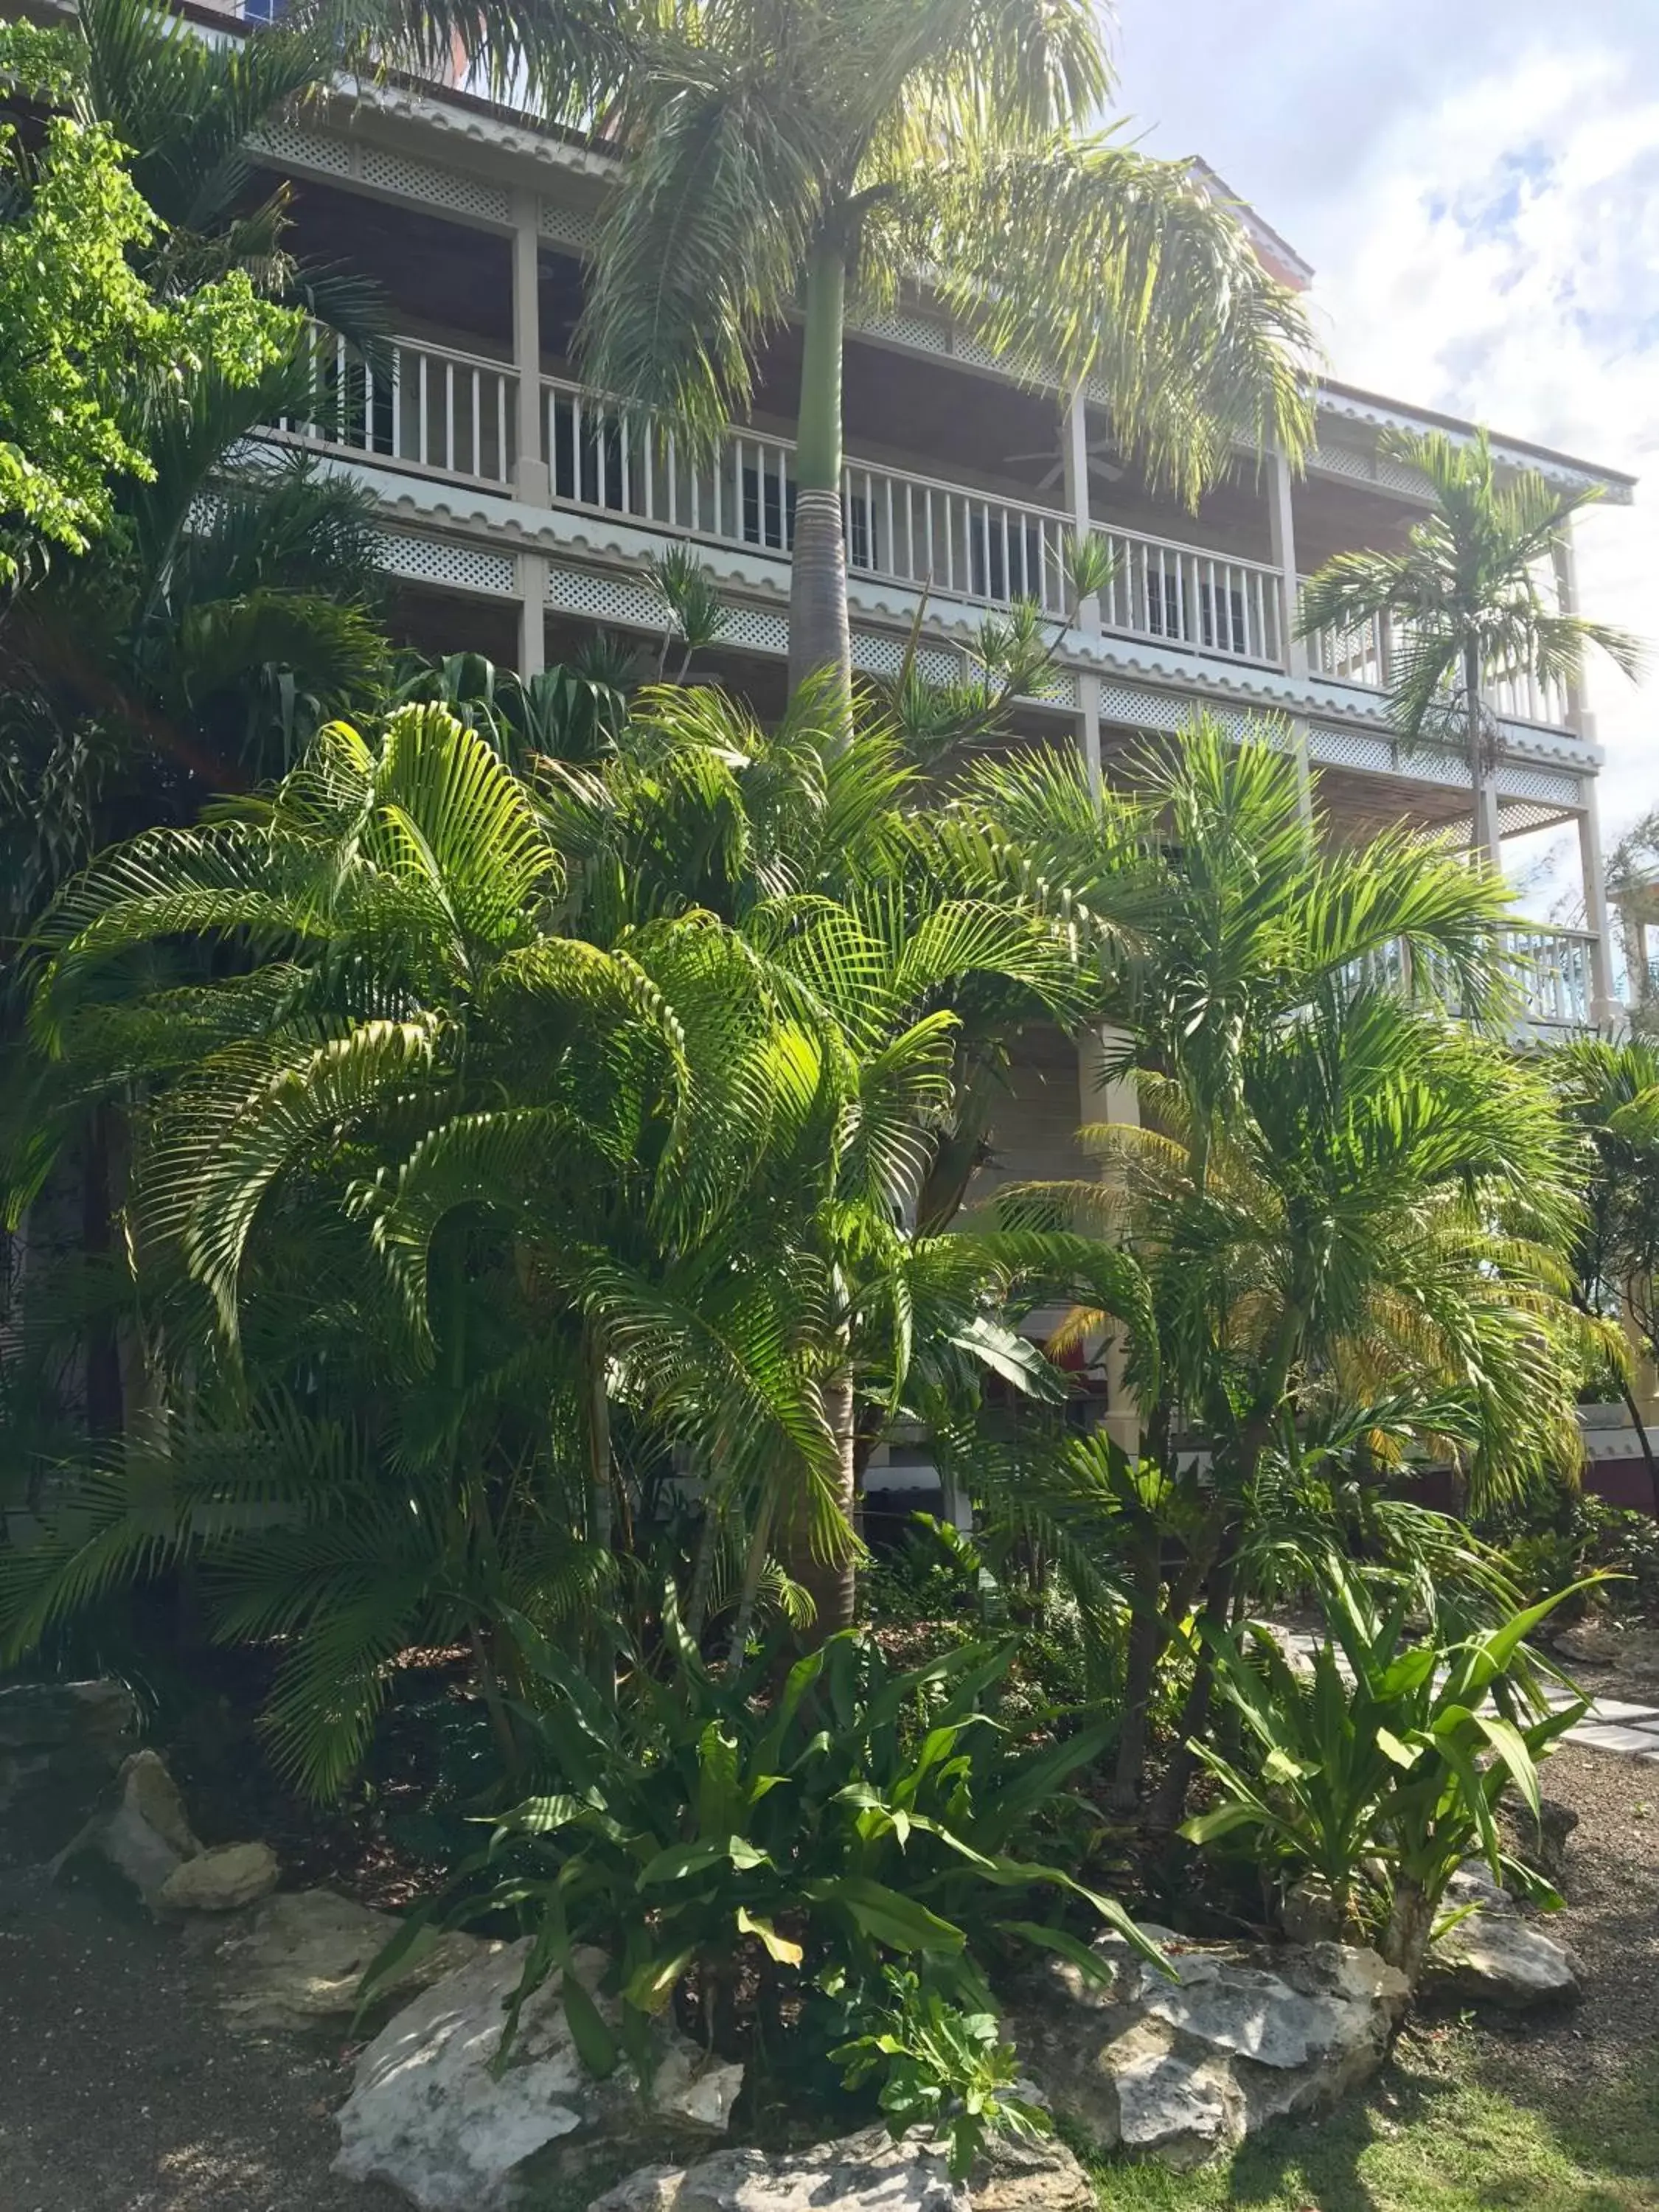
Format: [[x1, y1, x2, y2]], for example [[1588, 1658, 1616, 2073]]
[[1298, 428, 1640, 864], [578, 0, 1315, 704]]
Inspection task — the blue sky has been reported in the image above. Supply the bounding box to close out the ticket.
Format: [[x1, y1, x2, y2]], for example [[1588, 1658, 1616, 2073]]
[[1110, 0, 1658, 917]]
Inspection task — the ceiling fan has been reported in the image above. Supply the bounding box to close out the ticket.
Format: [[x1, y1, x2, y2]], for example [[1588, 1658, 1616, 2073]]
[[1001, 432, 1126, 496]]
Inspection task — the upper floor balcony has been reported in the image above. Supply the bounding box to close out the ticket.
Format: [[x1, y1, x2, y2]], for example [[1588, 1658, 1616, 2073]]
[[271, 327, 1295, 678]]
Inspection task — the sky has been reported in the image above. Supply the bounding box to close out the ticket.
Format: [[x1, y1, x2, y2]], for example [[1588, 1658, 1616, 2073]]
[[1107, 0, 1658, 922]]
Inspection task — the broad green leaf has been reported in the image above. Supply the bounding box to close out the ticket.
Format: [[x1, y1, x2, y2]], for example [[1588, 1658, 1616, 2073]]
[[736, 1906, 804, 1966]]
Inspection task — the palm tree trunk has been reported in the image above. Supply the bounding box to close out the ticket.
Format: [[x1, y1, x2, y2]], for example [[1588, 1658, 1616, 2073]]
[[1466, 639, 1500, 869], [787, 243, 852, 723], [790, 1370, 858, 1642], [583, 1320, 613, 1553]]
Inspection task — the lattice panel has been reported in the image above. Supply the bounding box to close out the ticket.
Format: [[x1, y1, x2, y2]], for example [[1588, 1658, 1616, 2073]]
[[1306, 726, 1394, 773], [1497, 762, 1580, 806], [378, 531, 515, 595], [546, 565, 666, 629], [717, 604, 790, 658], [848, 633, 964, 687], [249, 120, 354, 177], [1096, 683, 1251, 745], [1500, 799, 1576, 835], [540, 199, 599, 251], [358, 145, 512, 226], [852, 310, 950, 357]]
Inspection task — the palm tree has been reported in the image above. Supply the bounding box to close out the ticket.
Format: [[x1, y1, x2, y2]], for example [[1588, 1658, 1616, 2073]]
[[1549, 1036, 1659, 1503], [577, 0, 1315, 705], [1298, 428, 1640, 867], [956, 721, 1596, 1815], [6, 703, 838, 1785]]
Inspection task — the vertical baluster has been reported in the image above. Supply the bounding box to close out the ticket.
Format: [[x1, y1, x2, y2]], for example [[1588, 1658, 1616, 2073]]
[[667, 428, 679, 529], [924, 488, 936, 585], [496, 374, 507, 482], [445, 361, 456, 476], [619, 414, 631, 513], [389, 347, 401, 460], [998, 508, 1010, 604], [882, 474, 893, 577], [689, 434, 701, 532], [713, 436, 724, 538], [643, 419, 655, 522], [904, 482, 915, 583], [418, 353, 429, 467]]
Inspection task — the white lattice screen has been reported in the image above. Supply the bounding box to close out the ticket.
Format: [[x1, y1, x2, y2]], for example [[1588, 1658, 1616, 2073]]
[[378, 531, 515, 595]]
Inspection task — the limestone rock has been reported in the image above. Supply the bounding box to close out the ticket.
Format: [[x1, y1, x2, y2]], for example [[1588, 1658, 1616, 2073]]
[[586, 2125, 1093, 2212], [218, 1888, 489, 2033], [334, 1939, 743, 2212], [967, 2128, 1096, 2212], [1009, 1930, 1407, 2168], [0, 1680, 137, 1866], [54, 1747, 203, 1905], [157, 1839, 279, 1913], [1425, 1866, 1581, 2011]]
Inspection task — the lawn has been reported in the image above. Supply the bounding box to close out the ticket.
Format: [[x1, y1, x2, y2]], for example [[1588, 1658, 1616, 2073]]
[[1082, 2023, 1659, 2212]]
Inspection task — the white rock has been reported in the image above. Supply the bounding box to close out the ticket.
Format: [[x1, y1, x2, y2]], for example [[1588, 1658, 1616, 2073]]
[[218, 1888, 489, 2033], [585, 2124, 1093, 2212], [1425, 1873, 1581, 2011], [334, 1940, 742, 2212], [157, 1840, 279, 1913], [587, 2129, 965, 2212], [1011, 1933, 1407, 2168]]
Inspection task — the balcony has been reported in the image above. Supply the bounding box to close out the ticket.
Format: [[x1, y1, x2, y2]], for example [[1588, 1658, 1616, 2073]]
[[270, 331, 1285, 671], [1301, 587, 1571, 730], [1346, 925, 1599, 1030]]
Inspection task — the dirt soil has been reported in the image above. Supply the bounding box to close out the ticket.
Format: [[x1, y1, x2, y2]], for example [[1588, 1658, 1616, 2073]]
[[0, 1861, 404, 2212]]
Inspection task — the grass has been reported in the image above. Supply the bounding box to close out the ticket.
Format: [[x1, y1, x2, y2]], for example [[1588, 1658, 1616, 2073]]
[[1077, 2021, 1659, 2212]]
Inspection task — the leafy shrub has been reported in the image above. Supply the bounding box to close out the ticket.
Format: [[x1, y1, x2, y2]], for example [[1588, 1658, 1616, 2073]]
[[372, 1618, 1154, 2151], [832, 1967, 1051, 2179], [1180, 1555, 1589, 1980], [1481, 1483, 1659, 1618]]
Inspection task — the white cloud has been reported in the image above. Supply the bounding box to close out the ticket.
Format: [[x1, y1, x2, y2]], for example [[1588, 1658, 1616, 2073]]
[[1112, 4, 1659, 922]]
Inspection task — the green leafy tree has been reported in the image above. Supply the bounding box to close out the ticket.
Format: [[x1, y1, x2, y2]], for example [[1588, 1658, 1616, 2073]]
[[953, 725, 1599, 1818], [1298, 428, 1640, 866], [0, 18, 294, 589], [578, 0, 1314, 706]]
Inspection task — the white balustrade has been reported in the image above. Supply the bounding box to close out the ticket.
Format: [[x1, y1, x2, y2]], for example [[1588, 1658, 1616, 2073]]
[[1340, 925, 1596, 1029], [1095, 528, 1282, 666], [540, 376, 1077, 620], [1300, 584, 1570, 729], [1506, 926, 1594, 1027], [274, 327, 517, 487]]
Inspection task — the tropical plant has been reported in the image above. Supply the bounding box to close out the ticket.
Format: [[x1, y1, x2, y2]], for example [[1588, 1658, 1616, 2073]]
[[1181, 1554, 1589, 1981], [369, 1624, 1156, 2134], [2, 704, 838, 1788], [1298, 428, 1640, 863], [956, 724, 1604, 1818], [833, 1967, 1050, 2180], [578, 0, 1315, 705], [0, 15, 296, 591], [1548, 1034, 1659, 1499]]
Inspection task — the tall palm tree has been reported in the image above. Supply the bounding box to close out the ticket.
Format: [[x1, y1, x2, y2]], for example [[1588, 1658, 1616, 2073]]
[[5, 704, 837, 1784], [577, 0, 1315, 705], [953, 722, 1596, 1814], [1298, 428, 1640, 867]]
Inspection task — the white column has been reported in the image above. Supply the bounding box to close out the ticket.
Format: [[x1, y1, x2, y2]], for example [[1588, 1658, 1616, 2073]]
[[1578, 790, 1621, 1029], [1063, 391, 1104, 793], [1267, 445, 1314, 824], [1078, 1026, 1140, 1455], [511, 190, 549, 506], [511, 190, 549, 681]]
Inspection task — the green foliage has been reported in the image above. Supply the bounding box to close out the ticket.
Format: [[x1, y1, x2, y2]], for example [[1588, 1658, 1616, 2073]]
[[0, 19, 295, 586], [833, 1967, 1051, 2180], [372, 1627, 1155, 2110], [1181, 1554, 1589, 1977]]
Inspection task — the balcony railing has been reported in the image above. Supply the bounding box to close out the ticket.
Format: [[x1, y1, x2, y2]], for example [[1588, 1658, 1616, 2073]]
[[1342, 925, 1599, 1029], [265, 330, 1284, 668], [272, 327, 518, 487], [1300, 586, 1571, 728]]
